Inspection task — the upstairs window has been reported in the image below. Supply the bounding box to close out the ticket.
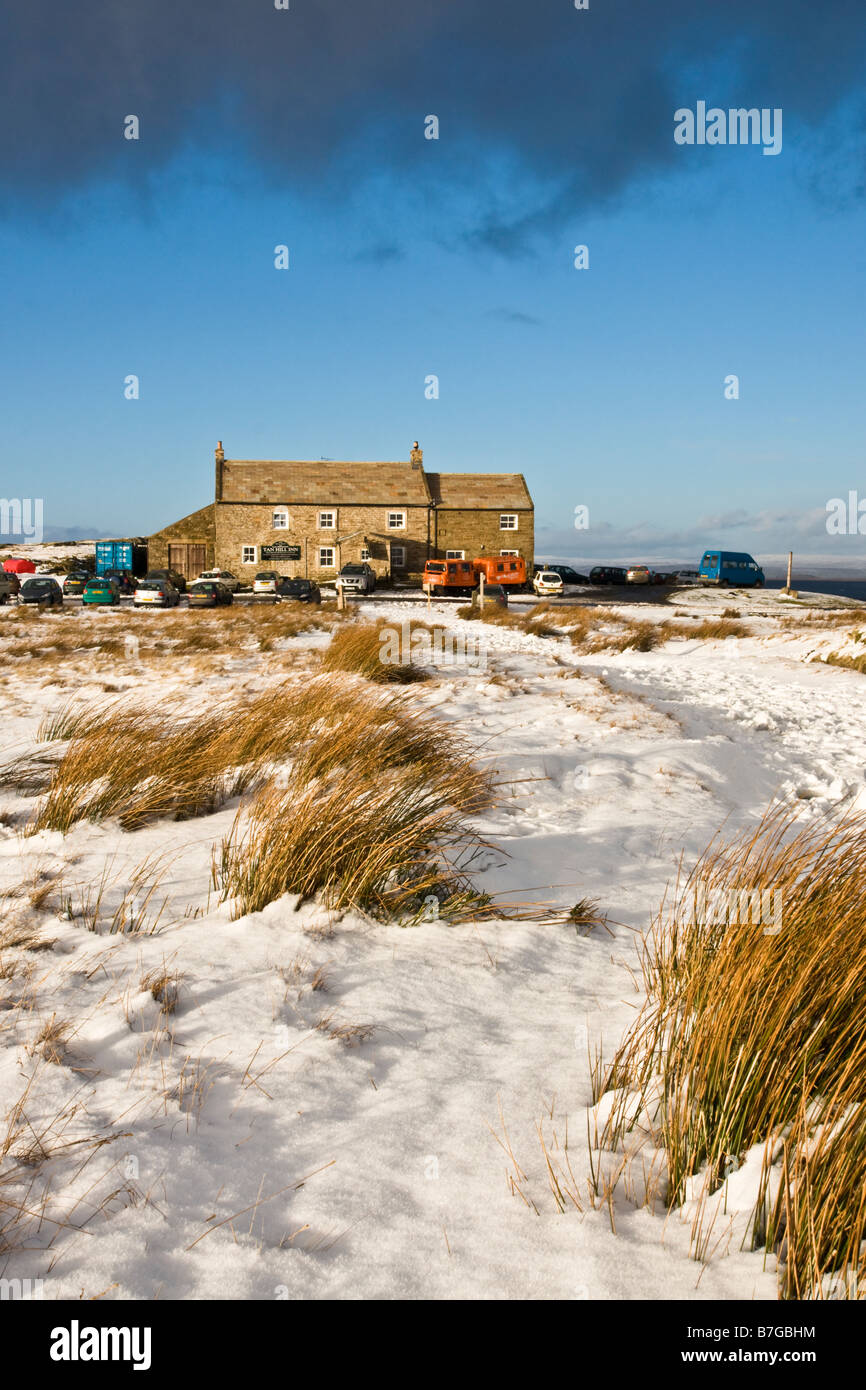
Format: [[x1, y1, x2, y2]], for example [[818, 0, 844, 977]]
[[499, 514, 518, 530], [318, 511, 336, 530], [387, 511, 406, 530], [272, 510, 288, 530]]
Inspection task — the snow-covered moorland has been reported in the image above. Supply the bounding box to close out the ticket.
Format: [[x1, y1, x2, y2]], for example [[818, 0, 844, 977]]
[[1, 586, 864, 1300]]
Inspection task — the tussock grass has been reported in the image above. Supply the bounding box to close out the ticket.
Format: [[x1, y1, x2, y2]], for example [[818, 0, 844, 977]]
[[823, 650, 866, 675], [599, 806, 866, 1298], [320, 619, 432, 682], [684, 617, 749, 640], [214, 710, 494, 919], [30, 678, 483, 834]]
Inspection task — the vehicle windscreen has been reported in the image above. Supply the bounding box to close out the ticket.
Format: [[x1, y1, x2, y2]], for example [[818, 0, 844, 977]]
[[341, 566, 365, 575]]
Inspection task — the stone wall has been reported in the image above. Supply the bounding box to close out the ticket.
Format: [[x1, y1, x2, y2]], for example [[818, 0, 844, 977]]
[[147, 504, 216, 571], [214, 503, 432, 581], [432, 508, 534, 566]]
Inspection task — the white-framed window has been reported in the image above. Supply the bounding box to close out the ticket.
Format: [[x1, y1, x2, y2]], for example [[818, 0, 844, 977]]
[[500, 549, 519, 557], [387, 511, 406, 530], [242, 545, 256, 564], [445, 550, 465, 559], [360, 547, 371, 561], [390, 545, 407, 569], [318, 547, 336, 568], [499, 514, 518, 530], [318, 510, 336, 529], [272, 509, 288, 530]]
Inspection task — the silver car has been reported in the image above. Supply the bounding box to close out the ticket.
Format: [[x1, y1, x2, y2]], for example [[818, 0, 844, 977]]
[[336, 563, 377, 594], [133, 578, 180, 608], [198, 569, 241, 593]]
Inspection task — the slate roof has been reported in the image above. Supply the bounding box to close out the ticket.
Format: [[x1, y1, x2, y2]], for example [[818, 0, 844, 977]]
[[425, 472, 533, 509], [220, 461, 432, 506]]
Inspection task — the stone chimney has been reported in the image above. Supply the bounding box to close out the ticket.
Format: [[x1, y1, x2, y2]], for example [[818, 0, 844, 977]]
[[410, 440, 423, 468], [215, 440, 225, 501]]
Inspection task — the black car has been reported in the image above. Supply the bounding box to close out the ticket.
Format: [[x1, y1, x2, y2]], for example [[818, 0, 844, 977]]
[[61, 571, 91, 596], [276, 577, 322, 604], [534, 564, 590, 586], [18, 576, 64, 607], [589, 566, 628, 586], [145, 568, 187, 593], [468, 583, 508, 609], [0, 571, 21, 603], [102, 568, 137, 595]]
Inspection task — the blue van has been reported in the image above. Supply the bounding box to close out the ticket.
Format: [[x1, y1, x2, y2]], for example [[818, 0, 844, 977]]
[[699, 550, 765, 588]]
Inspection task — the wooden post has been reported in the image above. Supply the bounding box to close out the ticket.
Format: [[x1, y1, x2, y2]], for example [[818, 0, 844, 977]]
[[336, 579, 345, 611], [479, 570, 485, 613], [786, 551, 793, 591]]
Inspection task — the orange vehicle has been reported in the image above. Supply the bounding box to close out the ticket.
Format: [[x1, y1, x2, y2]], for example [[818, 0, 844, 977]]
[[472, 555, 528, 588], [422, 559, 476, 595]]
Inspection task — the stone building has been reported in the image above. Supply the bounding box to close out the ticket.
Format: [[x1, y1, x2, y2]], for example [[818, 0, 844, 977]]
[[148, 443, 534, 583]]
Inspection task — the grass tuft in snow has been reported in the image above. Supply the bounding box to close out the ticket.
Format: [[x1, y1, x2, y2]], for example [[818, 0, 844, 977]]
[[599, 804, 866, 1299]]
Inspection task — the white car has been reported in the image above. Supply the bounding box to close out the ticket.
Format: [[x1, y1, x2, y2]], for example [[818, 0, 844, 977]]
[[533, 570, 564, 597], [675, 569, 703, 586], [198, 569, 241, 593], [253, 571, 280, 594]]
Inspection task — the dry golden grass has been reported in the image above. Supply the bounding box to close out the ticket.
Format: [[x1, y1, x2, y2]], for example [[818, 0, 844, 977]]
[[320, 619, 434, 682], [684, 617, 749, 640], [214, 704, 494, 919], [599, 806, 866, 1298], [28, 677, 486, 839], [823, 649, 866, 675]]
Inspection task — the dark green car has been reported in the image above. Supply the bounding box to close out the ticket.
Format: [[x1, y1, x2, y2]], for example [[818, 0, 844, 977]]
[[82, 577, 121, 607]]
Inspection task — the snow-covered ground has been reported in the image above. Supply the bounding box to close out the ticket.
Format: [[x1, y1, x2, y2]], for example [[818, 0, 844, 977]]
[[1, 589, 864, 1300]]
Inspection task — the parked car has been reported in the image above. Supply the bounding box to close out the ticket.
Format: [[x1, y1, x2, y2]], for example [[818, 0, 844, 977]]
[[589, 566, 628, 586], [252, 571, 280, 594], [133, 578, 180, 608], [336, 563, 377, 595], [197, 569, 241, 594], [626, 565, 652, 585], [673, 569, 703, 586], [102, 568, 137, 595], [533, 570, 564, 597], [60, 571, 90, 596], [82, 577, 121, 607], [275, 577, 321, 604], [468, 583, 508, 609], [533, 564, 589, 586], [145, 568, 187, 593], [18, 576, 63, 607], [650, 570, 670, 585], [187, 580, 233, 608], [699, 550, 765, 588], [0, 572, 21, 604]]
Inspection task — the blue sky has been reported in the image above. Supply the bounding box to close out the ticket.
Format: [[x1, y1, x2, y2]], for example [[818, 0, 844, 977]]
[[2, 1, 865, 564]]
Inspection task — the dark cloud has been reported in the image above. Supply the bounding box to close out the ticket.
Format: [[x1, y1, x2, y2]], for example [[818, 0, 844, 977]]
[[2, 1, 865, 238]]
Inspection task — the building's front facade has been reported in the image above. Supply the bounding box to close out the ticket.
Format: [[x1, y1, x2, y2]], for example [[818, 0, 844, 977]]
[[148, 443, 534, 583]]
